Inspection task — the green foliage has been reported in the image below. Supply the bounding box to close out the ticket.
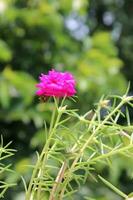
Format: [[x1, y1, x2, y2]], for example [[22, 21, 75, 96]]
[[0, 0, 132, 199], [88, 0, 133, 89], [25, 94, 133, 200], [0, 40, 12, 62], [2, 68, 36, 105], [0, 137, 16, 198], [0, 0, 126, 99], [77, 32, 126, 107]]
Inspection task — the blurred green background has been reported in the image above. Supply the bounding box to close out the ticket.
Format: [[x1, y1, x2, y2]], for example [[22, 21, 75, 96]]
[[0, 0, 133, 199]]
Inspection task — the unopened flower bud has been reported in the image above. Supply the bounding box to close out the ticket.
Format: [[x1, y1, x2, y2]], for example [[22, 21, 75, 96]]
[[100, 100, 110, 108], [58, 105, 67, 112]]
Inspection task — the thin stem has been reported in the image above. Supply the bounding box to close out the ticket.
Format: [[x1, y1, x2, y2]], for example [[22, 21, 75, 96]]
[[26, 98, 62, 200], [91, 144, 133, 163], [59, 100, 125, 199], [36, 112, 62, 199], [49, 161, 67, 200], [49, 109, 98, 200], [98, 175, 128, 199], [36, 115, 56, 198], [71, 112, 98, 153], [36, 98, 60, 199]]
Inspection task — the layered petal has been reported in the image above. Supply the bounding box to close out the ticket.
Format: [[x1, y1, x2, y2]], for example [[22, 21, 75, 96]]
[[36, 69, 76, 97]]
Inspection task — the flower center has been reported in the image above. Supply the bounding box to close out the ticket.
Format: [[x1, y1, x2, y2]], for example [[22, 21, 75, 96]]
[[51, 79, 58, 84]]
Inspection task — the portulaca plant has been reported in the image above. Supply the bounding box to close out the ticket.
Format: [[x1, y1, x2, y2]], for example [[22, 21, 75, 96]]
[[1, 70, 133, 200]]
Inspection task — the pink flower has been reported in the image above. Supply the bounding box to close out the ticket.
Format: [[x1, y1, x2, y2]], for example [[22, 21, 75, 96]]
[[36, 69, 76, 97]]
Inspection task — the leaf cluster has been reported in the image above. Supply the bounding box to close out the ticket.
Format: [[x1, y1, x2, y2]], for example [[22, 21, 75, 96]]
[[0, 137, 16, 198], [26, 93, 133, 200]]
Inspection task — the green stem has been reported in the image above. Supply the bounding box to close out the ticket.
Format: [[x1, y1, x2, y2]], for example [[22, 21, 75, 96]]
[[49, 161, 67, 200], [26, 97, 63, 200], [98, 175, 128, 199], [59, 100, 125, 199], [36, 112, 62, 199], [36, 100, 57, 199]]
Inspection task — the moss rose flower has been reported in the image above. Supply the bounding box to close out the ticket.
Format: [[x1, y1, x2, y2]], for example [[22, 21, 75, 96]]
[[36, 69, 76, 97]]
